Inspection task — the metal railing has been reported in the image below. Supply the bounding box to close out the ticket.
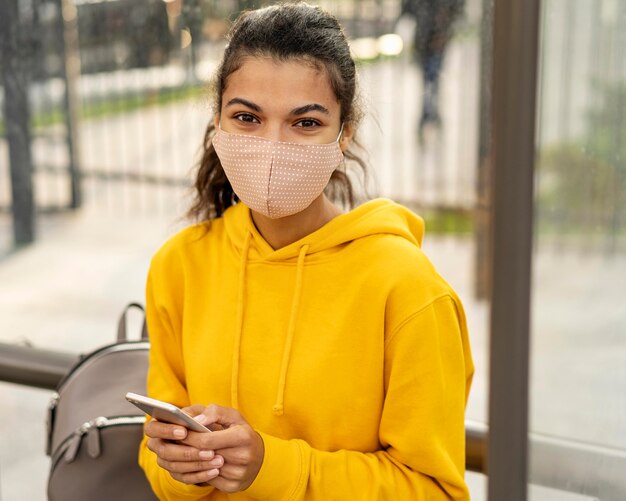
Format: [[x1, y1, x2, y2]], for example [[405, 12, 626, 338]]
[[0, 342, 78, 390], [0, 342, 487, 468], [2, 341, 626, 499]]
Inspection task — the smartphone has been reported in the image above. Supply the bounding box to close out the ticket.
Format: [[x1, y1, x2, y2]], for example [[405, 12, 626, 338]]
[[125, 392, 211, 433]]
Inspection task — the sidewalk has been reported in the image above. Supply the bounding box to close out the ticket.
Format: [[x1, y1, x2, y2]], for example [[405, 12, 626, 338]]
[[0, 209, 178, 501]]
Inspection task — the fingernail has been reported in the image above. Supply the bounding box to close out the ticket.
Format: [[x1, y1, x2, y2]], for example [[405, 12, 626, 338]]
[[173, 428, 186, 438], [207, 468, 219, 479], [199, 450, 214, 460], [194, 414, 207, 424]]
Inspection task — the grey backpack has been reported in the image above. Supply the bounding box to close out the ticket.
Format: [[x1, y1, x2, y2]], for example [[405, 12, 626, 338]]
[[46, 303, 157, 500]]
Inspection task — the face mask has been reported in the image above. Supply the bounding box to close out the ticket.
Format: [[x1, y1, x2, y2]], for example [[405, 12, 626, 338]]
[[212, 126, 344, 219]]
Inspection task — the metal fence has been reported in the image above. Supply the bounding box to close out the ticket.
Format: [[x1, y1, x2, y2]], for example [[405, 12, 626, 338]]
[[2, 0, 623, 252], [1, 0, 481, 247]]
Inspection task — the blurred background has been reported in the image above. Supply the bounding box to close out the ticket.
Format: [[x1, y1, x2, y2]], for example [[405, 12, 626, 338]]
[[0, 0, 624, 499]]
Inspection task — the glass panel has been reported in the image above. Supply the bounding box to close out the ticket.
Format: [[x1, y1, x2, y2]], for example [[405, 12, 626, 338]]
[[531, 0, 626, 490]]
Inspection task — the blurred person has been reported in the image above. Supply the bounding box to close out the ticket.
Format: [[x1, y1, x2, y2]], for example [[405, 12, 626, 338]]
[[400, 0, 465, 130], [139, 3, 474, 500]]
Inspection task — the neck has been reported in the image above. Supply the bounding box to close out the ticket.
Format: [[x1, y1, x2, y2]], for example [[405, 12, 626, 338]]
[[251, 195, 342, 250]]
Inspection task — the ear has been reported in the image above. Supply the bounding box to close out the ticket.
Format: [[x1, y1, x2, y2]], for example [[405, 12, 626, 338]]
[[339, 122, 354, 152]]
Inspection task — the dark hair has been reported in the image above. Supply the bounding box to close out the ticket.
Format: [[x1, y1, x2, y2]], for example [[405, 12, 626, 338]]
[[188, 2, 368, 221]]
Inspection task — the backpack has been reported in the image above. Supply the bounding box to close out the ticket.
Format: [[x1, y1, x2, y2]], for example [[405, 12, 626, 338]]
[[46, 303, 157, 501]]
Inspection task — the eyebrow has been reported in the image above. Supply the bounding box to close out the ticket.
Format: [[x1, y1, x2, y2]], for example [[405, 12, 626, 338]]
[[290, 103, 330, 116], [225, 97, 261, 112], [225, 98, 330, 116]]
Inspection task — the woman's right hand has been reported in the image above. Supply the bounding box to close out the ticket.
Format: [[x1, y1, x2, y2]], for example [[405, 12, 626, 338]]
[[144, 405, 225, 485]]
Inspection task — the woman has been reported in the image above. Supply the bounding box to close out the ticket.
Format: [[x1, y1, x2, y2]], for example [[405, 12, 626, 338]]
[[140, 3, 474, 499]]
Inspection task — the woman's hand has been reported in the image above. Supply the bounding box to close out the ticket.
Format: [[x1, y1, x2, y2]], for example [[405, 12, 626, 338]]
[[144, 404, 225, 485], [182, 404, 265, 493]]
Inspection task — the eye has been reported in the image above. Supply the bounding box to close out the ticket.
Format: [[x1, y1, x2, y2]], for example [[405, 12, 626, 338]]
[[234, 113, 260, 124], [294, 118, 321, 129]]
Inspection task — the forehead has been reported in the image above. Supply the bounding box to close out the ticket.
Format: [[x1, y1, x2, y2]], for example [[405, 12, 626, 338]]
[[222, 56, 339, 113]]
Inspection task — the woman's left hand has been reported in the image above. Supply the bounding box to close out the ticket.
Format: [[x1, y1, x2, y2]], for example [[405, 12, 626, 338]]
[[182, 404, 265, 493]]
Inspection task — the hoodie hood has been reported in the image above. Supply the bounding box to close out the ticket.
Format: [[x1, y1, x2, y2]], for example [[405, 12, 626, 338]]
[[223, 198, 425, 416], [223, 198, 425, 262]]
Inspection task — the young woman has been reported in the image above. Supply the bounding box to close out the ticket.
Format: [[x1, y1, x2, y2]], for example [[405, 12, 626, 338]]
[[139, 3, 474, 500]]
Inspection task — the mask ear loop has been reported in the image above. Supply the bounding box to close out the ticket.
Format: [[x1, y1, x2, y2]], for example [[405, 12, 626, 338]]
[[336, 123, 345, 143]]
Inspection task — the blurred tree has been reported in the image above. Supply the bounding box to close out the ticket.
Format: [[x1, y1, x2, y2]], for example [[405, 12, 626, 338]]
[[537, 82, 626, 248]]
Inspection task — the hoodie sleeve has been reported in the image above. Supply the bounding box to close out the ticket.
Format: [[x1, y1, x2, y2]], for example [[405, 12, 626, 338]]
[[138, 255, 216, 500], [243, 295, 473, 500]]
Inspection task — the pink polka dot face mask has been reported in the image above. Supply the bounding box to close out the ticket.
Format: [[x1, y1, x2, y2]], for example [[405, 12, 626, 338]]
[[212, 126, 344, 219]]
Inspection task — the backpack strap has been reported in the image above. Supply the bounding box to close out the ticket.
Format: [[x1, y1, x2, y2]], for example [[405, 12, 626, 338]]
[[117, 303, 148, 343]]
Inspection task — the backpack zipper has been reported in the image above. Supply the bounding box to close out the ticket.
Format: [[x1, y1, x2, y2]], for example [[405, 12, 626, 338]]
[[51, 415, 146, 468]]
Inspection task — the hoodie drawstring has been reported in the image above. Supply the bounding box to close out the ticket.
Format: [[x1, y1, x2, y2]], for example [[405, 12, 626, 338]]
[[231, 232, 251, 410], [231, 234, 309, 417], [273, 243, 309, 416]]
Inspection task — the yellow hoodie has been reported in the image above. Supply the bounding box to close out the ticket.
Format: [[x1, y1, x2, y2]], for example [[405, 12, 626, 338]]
[[139, 198, 474, 500]]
